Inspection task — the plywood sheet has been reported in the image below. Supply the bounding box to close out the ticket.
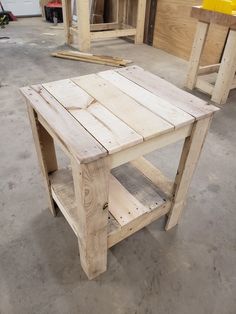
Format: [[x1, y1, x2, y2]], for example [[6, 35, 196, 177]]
[[153, 0, 229, 65]]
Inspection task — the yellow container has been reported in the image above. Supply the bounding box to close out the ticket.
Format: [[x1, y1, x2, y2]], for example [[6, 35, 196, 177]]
[[202, 0, 236, 14]]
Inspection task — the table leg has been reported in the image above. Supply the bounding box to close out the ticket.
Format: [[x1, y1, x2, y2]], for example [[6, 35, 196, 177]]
[[165, 117, 212, 231], [62, 0, 72, 45], [211, 29, 236, 105], [72, 157, 110, 279], [77, 0, 91, 51], [186, 21, 209, 90], [27, 105, 58, 216], [135, 0, 146, 44]]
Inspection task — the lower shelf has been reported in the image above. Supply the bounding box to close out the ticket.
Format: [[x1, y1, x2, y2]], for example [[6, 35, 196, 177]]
[[49, 163, 171, 248]]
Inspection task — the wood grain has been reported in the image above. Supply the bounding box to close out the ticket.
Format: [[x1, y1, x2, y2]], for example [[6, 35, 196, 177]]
[[153, 0, 228, 65]]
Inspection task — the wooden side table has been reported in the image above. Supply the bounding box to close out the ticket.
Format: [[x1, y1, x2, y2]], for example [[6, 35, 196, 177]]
[[186, 6, 236, 105], [62, 0, 147, 51], [21, 66, 218, 279]]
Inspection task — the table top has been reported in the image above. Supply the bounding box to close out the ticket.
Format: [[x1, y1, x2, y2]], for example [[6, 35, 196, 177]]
[[21, 65, 218, 164], [191, 6, 236, 29]]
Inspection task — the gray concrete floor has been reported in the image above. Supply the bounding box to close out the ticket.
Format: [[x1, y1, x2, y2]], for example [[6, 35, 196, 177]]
[[0, 18, 236, 314]]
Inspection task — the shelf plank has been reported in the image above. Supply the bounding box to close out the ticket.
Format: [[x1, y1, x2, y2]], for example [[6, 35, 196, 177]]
[[49, 166, 170, 247], [108, 201, 171, 248]]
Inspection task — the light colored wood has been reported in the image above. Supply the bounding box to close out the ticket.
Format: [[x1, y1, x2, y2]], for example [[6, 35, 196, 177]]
[[109, 174, 149, 226], [131, 157, 174, 198], [90, 22, 119, 31], [51, 50, 132, 66], [195, 78, 214, 95], [62, 0, 146, 50], [135, 0, 146, 44], [72, 104, 143, 154], [50, 168, 79, 234], [72, 157, 110, 279], [230, 76, 236, 89], [20, 85, 107, 163], [72, 74, 173, 140], [153, 0, 228, 65], [166, 117, 212, 230], [98, 70, 194, 128], [186, 21, 210, 90], [110, 124, 192, 169], [198, 64, 220, 76], [108, 201, 171, 248], [43, 79, 93, 110], [77, 0, 91, 51], [118, 66, 219, 119], [51, 52, 127, 67], [43, 78, 143, 154], [27, 104, 58, 216], [90, 27, 136, 39], [62, 0, 72, 44], [211, 30, 236, 105], [191, 6, 236, 29]]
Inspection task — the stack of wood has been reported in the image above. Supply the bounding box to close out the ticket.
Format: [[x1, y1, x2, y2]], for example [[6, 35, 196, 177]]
[[51, 50, 132, 67]]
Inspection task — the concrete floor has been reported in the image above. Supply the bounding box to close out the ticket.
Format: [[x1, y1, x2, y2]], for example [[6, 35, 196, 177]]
[[0, 18, 236, 314]]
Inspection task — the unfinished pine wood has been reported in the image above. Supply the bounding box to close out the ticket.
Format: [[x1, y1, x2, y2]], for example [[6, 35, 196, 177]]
[[62, 0, 146, 51], [90, 28, 136, 39], [198, 64, 220, 76], [43, 79, 93, 110], [72, 74, 174, 140], [98, 70, 194, 128], [211, 30, 236, 104], [131, 157, 174, 198], [27, 105, 58, 216], [77, 0, 91, 51], [153, 0, 228, 65], [191, 6, 236, 29], [135, 0, 146, 44], [118, 66, 218, 119], [166, 117, 212, 230], [109, 174, 149, 225], [72, 157, 110, 279], [186, 21, 209, 90], [108, 201, 171, 247], [20, 86, 107, 163], [195, 78, 214, 95], [71, 104, 143, 154], [110, 124, 192, 168], [62, 0, 72, 44], [22, 66, 218, 279], [43, 78, 143, 153]]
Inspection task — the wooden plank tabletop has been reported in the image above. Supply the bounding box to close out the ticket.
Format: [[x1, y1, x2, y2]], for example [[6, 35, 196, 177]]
[[191, 6, 236, 29], [21, 66, 218, 163]]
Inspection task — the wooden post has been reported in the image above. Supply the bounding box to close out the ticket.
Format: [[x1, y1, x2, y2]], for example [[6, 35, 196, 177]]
[[165, 117, 212, 230], [135, 0, 146, 44], [118, 0, 125, 26], [72, 157, 110, 279], [186, 21, 209, 90], [62, 0, 73, 45], [211, 29, 236, 104], [27, 105, 58, 216], [77, 0, 91, 51]]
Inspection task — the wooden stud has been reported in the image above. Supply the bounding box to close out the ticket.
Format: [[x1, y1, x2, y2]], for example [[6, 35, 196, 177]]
[[211, 29, 236, 104], [186, 21, 209, 90], [72, 157, 110, 279], [27, 104, 58, 216], [135, 0, 147, 44], [165, 117, 212, 230], [62, 0, 72, 45], [77, 0, 91, 51]]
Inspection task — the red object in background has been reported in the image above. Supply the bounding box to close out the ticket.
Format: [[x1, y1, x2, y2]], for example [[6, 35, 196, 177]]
[[0, 1, 17, 21], [46, 1, 62, 8]]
